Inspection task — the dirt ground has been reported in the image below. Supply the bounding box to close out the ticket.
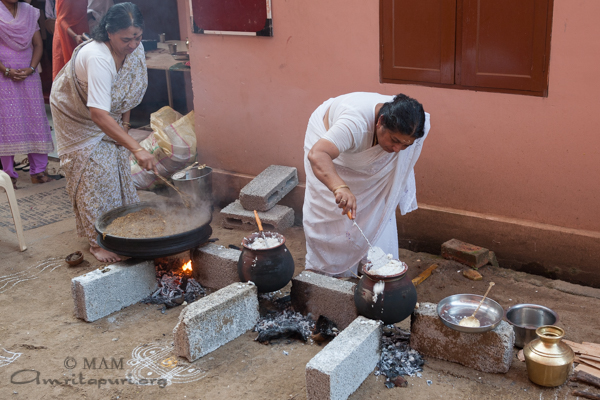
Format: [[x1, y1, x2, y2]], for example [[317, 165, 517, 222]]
[[1, 170, 600, 400]]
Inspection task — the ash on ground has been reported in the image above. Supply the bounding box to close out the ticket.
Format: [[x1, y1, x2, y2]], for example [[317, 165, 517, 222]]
[[143, 273, 205, 309], [375, 325, 425, 388], [254, 309, 316, 343]]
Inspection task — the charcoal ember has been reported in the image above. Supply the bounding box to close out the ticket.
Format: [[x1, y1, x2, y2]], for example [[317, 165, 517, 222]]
[[312, 315, 338, 341], [142, 272, 205, 309], [376, 326, 424, 389], [254, 310, 315, 344], [183, 278, 206, 303]]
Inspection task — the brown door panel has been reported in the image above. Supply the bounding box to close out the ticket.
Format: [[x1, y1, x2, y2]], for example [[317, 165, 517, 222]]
[[381, 0, 456, 84], [461, 0, 549, 91]]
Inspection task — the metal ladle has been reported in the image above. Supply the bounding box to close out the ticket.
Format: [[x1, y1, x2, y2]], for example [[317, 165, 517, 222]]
[[459, 281, 495, 328]]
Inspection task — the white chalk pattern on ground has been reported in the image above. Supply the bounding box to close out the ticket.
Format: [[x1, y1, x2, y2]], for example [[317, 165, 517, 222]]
[[0, 347, 22, 368], [126, 343, 207, 387], [0, 257, 62, 294]]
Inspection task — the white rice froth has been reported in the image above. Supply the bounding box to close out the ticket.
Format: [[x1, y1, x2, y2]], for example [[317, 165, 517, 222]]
[[368, 259, 407, 277], [248, 236, 282, 249]]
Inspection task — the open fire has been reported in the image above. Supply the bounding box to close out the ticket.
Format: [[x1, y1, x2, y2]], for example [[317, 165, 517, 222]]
[[143, 258, 206, 311]]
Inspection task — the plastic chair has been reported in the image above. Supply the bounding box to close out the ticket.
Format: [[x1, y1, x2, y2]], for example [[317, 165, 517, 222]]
[[0, 170, 27, 251]]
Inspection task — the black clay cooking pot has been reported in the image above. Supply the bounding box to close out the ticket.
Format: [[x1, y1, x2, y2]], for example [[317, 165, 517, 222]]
[[95, 201, 212, 259], [237, 232, 294, 293]]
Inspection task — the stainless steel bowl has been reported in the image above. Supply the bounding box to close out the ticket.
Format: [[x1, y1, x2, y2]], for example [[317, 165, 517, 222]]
[[437, 294, 504, 333], [505, 304, 558, 348]]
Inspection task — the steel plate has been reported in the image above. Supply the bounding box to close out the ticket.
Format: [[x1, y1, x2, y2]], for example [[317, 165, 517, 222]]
[[437, 294, 504, 333]]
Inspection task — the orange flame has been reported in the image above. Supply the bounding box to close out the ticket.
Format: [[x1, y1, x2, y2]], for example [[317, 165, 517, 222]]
[[182, 260, 192, 273]]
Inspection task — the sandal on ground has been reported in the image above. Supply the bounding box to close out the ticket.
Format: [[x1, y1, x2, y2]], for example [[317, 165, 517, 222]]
[[15, 161, 29, 171], [10, 177, 17, 190], [31, 171, 55, 184]]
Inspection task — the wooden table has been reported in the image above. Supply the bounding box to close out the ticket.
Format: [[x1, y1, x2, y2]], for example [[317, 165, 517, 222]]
[[145, 40, 190, 108]]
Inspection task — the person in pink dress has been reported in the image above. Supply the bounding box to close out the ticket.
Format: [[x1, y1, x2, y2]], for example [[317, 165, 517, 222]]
[[0, 0, 55, 188]]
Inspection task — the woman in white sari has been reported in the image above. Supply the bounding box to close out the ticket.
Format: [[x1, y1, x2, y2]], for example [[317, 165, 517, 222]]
[[303, 92, 430, 277], [50, 3, 156, 263]]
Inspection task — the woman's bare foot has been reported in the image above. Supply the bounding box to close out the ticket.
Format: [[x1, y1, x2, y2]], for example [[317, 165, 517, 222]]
[[90, 246, 121, 263]]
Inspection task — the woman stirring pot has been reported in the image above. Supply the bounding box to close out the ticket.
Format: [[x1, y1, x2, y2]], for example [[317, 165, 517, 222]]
[[303, 92, 430, 277], [50, 2, 157, 263]]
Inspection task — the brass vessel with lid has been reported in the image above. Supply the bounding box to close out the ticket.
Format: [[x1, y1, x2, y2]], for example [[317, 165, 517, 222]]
[[523, 325, 574, 387]]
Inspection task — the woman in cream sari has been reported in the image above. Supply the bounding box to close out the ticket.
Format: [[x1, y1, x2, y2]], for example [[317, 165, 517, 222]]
[[303, 93, 430, 277], [50, 3, 156, 262]]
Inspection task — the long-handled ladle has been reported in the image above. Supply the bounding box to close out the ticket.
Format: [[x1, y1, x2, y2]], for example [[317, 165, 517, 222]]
[[153, 172, 192, 208], [253, 210, 267, 241], [459, 281, 495, 327]]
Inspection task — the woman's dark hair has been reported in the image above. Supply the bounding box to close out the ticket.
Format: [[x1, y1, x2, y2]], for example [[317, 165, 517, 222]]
[[377, 94, 426, 138], [91, 2, 144, 42]]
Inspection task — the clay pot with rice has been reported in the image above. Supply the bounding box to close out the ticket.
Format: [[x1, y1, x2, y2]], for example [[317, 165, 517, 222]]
[[354, 261, 417, 324], [237, 232, 294, 293]]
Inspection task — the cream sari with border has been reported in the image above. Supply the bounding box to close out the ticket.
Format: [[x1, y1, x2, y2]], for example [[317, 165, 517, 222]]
[[303, 97, 430, 276], [50, 40, 148, 246]]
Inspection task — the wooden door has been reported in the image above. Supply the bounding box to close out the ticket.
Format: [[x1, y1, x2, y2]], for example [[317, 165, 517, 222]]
[[381, 0, 457, 84], [460, 0, 550, 92]]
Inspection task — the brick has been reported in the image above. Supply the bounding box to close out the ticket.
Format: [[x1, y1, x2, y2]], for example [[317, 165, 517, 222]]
[[462, 269, 483, 281], [488, 251, 499, 267], [306, 316, 381, 400], [409, 302, 514, 373], [441, 239, 490, 269], [173, 282, 259, 362], [221, 200, 294, 232], [291, 271, 358, 330], [239, 165, 298, 212], [71, 260, 157, 322], [191, 243, 241, 290]]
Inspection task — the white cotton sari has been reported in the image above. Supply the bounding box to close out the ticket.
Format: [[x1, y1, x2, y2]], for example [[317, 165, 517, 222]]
[[302, 97, 430, 276]]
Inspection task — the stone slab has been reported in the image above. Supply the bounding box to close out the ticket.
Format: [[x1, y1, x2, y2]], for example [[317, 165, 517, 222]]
[[221, 200, 294, 231], [441, 238, 490, 269], [71, 259, 157, 322], [173, 282, 259, 362], [306, 316, 381, 400], [191, 243, 241, 290], [410, 302, 514, 373], [240, 165, 298, 212], [291, 271, 358, 330]]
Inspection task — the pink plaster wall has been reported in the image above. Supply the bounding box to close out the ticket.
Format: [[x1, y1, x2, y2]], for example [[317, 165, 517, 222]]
[[181, 0, 600, 232]]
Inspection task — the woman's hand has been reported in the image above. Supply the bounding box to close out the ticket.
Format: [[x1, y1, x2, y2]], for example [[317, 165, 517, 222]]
[[134, 149, 158, 174], [334, 187, 357, 218], [12, 68, 34, 81]]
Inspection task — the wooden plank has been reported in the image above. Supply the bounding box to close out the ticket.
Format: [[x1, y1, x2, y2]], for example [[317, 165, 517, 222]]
[[565, 340, 600, 357], [579, 358, 600, 370], [582, 355, 600, 363], [575, 364, 600, 379], [572, 370, 600, 389], [412, 264, 439, 287], [572, 390, 600, 400]]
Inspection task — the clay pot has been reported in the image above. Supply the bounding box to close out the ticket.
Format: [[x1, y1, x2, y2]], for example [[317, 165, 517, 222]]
[[354, 262, 417, 324], [524, 325, 574, 387], [237, 232, 294, 293]]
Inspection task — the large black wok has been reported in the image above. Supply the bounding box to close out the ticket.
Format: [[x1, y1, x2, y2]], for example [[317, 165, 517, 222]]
[[95, 201, 212, 259]]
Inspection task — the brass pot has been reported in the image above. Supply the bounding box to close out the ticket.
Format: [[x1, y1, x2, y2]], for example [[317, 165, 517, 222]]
[[523, 325, 574, 387]]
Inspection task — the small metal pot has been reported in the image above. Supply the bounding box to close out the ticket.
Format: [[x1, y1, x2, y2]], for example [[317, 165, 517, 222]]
[[524, 325, 574, 387], [505, 304, 558, 348], [237, 232, 294, 293], [172, 166, 213, 209]]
